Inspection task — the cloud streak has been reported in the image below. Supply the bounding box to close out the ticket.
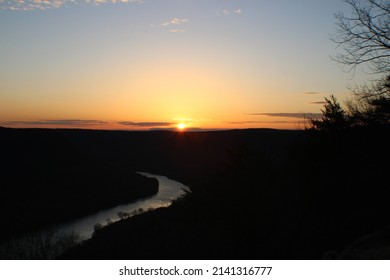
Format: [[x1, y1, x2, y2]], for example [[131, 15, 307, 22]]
[[1, 119, 107, 126], [169, 29, 185, 33], [118, 121, 174, 127], [309, 101, 327, 105], [226, 120, 293, 124], [0, 0, 142, 11], [249, 113, 322, 119]]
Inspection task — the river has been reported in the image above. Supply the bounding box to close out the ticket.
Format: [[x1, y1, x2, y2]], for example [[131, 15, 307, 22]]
[[56, 172, 189, 239]]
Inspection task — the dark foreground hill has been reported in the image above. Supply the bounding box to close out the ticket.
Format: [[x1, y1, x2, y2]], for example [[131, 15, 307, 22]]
[[56, 126, 390, 260], [0, 128, 158, 244], [2, 126, 390, 259]]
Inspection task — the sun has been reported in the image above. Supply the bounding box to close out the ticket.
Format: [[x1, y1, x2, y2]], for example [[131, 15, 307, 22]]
[[177, 123, 186, 131]]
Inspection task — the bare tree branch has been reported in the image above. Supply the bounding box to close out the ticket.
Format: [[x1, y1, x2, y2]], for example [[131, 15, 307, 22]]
[[331, 0, 390, 74]]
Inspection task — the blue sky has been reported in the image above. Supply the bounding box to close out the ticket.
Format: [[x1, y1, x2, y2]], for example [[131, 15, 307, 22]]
[[0, 0, 373, 130]]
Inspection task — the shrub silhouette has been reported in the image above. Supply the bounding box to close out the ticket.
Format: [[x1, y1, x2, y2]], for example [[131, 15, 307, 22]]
[[308, 95, 350, 130], [0, 230, 80, 260], [308, 76, 390, 130], [93, 223, 103, 237], [117, 211, 129, 220]]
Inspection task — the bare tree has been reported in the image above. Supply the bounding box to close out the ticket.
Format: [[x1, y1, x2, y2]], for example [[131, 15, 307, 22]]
[[347, 74, 390, 124], [307, 77, 390, 130], [332, 0, 390, 74], [309, 1, 390, 131]]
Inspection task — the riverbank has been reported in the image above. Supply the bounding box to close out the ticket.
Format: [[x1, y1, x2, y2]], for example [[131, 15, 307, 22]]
[[56, 173, 189, 239]]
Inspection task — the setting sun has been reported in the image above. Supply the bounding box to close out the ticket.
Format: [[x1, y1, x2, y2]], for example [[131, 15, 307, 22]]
[[177, 123, 186, 131]]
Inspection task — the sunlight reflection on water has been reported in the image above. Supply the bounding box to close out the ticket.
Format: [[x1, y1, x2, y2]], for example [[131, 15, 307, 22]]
[[56, 172, 189, 239]]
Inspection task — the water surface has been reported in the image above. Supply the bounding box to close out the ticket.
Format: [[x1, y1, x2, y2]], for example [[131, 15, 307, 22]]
[[57, 172, 189, 239]]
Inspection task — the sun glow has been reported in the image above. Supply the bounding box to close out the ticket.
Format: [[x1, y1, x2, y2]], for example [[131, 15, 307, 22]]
[[177, 123, 186, 131]]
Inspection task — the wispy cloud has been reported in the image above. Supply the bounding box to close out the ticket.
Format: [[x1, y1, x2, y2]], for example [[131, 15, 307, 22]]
[[118, 121, 174, 127], [249, 113, 322, 119], [169, 29, 185, 33], [1, 0, 142, 11], [159, 17, 188, 33], [303, 92, 319, 95], [234, 8, 242, 15], [2, 119, 107, 126], [220, 8, 242, 16], [161, 18, 188, 26]]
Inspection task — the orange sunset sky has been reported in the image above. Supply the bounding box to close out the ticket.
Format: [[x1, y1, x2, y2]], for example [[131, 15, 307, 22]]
[[0, 0, 374, 130]]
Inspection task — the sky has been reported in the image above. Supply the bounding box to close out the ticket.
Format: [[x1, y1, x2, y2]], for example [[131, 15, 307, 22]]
[[0, 0, 374, 130]]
